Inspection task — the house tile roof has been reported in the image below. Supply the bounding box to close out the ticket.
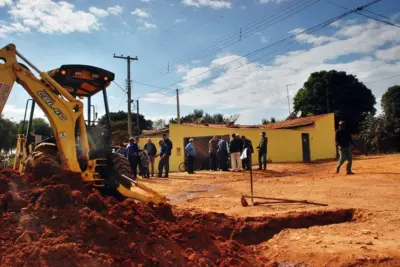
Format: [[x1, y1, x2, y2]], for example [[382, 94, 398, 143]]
[[178, 113, 332, 130]]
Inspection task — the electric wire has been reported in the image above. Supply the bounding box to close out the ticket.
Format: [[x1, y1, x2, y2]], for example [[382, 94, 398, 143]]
[[137, 0, 384, 98], [135, 0, 322, 83]]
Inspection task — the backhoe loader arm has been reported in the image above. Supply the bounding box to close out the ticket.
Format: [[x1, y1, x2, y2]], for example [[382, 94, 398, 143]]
[[0, 43, 88, 172]]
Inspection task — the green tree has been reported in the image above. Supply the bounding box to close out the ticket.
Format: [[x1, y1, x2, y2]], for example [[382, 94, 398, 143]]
[[0, 116, 18, 152], [360, 114, 400, 153], [170, 109, 228, 124], [294, 70, 376, 133], [17, 118, 53, 137], [381, 85, 400, 118], [98, 111, 153, 132]]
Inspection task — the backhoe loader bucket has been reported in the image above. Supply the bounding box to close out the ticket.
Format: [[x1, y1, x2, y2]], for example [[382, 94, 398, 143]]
[[118, 175, 167, 204]]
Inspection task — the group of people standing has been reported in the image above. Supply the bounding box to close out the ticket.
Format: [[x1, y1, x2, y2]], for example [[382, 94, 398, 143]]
[[116, 134, 173, 179], [184, 131, 269, 174]]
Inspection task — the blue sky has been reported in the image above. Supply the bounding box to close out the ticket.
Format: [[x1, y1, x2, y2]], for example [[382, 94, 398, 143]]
[[1, 0, 400, 125]]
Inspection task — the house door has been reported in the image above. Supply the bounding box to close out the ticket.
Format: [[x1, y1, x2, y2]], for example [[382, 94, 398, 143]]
[[301, 133, 311, 162]]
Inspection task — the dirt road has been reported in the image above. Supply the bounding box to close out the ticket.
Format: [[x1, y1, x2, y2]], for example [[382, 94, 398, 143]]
[[141, 154, 400, 266]]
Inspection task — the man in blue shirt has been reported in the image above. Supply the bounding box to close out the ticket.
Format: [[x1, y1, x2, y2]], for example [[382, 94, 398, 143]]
[[127, 137, 139, 178], [158, 139, 169, 178], [185, 138, 196, 174]]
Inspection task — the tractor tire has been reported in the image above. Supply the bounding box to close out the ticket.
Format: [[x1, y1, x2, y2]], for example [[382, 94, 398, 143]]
[[109, 153, 132, 189], [24, 151, 61, 178], [96, 153, 133, 201]]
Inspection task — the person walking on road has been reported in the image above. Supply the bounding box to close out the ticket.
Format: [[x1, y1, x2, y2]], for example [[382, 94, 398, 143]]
[[257, 131, 268, 170], [208, 136, 219, 171], [217, 136, 229, 171], [144, 138, 157, 177], [185, 138, 196, 174], [127, 137, 139, 179], [336, 121, 354, 175], [229, 133, 242, 172]]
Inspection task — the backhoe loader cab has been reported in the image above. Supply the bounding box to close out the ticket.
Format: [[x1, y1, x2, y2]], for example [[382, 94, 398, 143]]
[[0, 43, 165, 203], [46, 65, 115, 149]]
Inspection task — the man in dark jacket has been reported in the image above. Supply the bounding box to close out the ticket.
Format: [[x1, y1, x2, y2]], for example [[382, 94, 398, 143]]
[[336, 121, 354, 175], [127, 137, 139, 179], [241, 135, 254, 170], [229, 133, 242, 171], [144, 138, 157, 177], [208, 136, 219, 171], [217, 136, 229, 171], [161, 134, 173, 178], [158, 139, 169, 178], [257, 131, 268, 170]]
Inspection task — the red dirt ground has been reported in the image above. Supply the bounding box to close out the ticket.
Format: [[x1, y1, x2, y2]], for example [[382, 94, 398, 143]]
[[1, 154, 399, 266]]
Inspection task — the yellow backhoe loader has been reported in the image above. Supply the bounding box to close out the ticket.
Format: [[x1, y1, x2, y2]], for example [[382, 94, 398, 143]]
[[0, 43, 165, 203]]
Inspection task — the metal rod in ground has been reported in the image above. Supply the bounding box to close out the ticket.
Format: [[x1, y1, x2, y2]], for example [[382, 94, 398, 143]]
[[242, 195, 328, 206]]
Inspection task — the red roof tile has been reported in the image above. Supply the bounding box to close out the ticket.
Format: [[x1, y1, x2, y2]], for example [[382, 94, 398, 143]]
[[178, 114, 332, 130]]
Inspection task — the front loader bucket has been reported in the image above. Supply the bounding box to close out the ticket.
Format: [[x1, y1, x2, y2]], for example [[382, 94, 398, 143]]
[[118, 175, 167, 204]]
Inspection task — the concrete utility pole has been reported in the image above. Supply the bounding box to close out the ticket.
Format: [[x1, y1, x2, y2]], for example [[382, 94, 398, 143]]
[[286, 83, 295, 116], [136, 99, 140, 135], [113, 54, 138, 137], [176, 89, 181, 124]]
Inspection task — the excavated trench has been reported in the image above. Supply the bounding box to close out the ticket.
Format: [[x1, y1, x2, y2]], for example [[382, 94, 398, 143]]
[[178, 208, 356, 246], [0, 168, 356, 266]]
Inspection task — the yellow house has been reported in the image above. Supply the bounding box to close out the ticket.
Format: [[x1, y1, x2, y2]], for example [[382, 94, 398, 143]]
[[141, 113, 336, 172]]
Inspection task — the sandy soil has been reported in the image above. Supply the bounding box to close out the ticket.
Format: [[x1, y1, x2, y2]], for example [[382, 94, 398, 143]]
[[140, 154, 400, 266]]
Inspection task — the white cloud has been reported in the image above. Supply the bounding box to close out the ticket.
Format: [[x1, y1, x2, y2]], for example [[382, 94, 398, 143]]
[[131, 8, 150, 18], [0, 0, 12, 7], [175, 18, 186, 24], [141, 0, 151, 2], [255, 32, 268, 43], [107, 5, 123, 15], [290, 28, 337, 46], [143, 19, 400, 123], [0, 1, 122, 38], [375, 45, 400, 61], [143, 21, 157, 29], [0, 21, 29, 38], [3, 104, 46, 121], [8, 0, 100, 34], [259, 0, 287, 4], [182, 0, 232, 9], [89, 7, 109, 17]]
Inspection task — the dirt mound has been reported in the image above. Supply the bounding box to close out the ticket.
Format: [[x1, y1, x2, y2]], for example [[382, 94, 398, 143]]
[[0, 168, 266, 266]]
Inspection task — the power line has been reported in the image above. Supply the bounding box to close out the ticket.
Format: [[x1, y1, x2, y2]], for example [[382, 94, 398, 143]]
[[138, 0, 384, 98], [363, 9, 400, 23], [358, 11, 400, 28], [364, 74, 400, 84], [112, 81, 127, 93], [325, 0, 400, 28], [135, 0, 322, 83]]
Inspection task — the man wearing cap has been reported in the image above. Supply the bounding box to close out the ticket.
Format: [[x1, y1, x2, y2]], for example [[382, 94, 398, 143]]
[[336, 121, 354, 175], [185, 138, 196, 174], [127, 137, 139, 178], [257, 132, 268, 170]]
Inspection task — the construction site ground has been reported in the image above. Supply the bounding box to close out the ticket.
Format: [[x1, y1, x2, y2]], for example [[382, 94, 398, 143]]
[[144, 154, 400, 266]]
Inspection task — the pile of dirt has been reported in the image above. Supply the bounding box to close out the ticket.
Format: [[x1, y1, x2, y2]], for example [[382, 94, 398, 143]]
[[0, 169, 268, 266]]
